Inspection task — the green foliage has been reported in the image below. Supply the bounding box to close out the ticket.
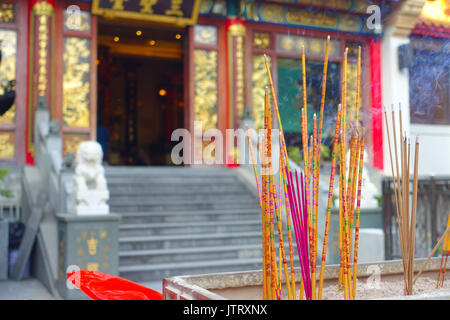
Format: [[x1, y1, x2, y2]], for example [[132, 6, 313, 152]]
[[374, 195, 382, 208], [287, 146, 302, 165], [320, 144, 331, 161], [0, 168, 12, 198], [332, 194, 338, 207]]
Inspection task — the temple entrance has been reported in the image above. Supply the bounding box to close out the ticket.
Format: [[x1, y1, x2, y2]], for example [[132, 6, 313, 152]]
[[96, 19, 185, 166]]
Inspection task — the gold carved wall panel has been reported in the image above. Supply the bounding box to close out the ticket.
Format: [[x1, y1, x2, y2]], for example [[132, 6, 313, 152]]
[[0, 29, 16, 124], [0, 2, 15, 23], [194, 49, 218, 130], [0, 132, 14, 159], [63, 37, 91, 128], [252, 54, 269, 130], [63, 133, 89, 157]]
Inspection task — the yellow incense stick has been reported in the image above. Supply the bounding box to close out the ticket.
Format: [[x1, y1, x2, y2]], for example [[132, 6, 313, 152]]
[[318, 105, 342, 299], [355, 46, 362, 125], [352, 136, 364, 299]]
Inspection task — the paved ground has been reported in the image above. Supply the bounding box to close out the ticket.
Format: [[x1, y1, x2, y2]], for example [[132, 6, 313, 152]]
[[0, 278, 54, 300], [0, 278, 163, 300]]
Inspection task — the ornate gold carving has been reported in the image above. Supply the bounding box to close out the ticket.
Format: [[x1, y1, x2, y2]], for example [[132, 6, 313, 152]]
[[234, 35, 245, 121], [0, 29, 16, 124], [252, 54, 269, 130], [194, 49, 218, 130], [64, 10, 91, 32], [110, 0, 127, 10], [253, 32, 270, 49], [346, 62, 361, 124], [92, 0, 201, 26], [63, 134, 88, 156], [228, 23, 246, 37], [165, 0, 183, 17], [194, 25, 217, 45], [33, 1, 53, 16], [37, 15, 49, 97], [87, 236, 98, 255], [277, 34, 341, 59], [139, 0, 157, 13], [63, 37, 90, 128], [0, 132, 14, 159], [0, 3, 15, 23], [260, 4, 284, 23], [86, 262, 99, 271]]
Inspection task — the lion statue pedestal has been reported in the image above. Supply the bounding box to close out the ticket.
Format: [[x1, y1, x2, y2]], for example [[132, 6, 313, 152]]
[[70, 141, 109, 215]]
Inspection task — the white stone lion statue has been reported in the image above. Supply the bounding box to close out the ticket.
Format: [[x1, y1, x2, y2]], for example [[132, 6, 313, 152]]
[[71, 141, 109, 215]]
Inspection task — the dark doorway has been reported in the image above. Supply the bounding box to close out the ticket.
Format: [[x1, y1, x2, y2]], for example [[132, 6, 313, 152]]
[[97, 20, 184, 166]]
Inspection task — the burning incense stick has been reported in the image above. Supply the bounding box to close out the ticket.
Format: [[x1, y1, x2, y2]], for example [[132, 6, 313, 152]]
[[437, 211, 450, 287], [414, 224, 450, 285], [352, 136, 364, 299], [355, 46, 362, 125], [318, 104, 342, 299], [384, 107, 421, 295]]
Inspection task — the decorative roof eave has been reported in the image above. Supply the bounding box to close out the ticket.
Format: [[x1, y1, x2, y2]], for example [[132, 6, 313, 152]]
[[412, 22, 450, 39], [384, 0, 427, 38]]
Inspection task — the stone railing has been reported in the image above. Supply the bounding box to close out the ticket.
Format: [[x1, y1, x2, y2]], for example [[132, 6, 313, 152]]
[[24, 96, 119, 300], [33, 96, 75, 215]]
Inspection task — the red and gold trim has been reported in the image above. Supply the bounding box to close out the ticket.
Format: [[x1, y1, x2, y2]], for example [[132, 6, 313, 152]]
[[26, 0, 55, 164], [225, 18, 246, 164]]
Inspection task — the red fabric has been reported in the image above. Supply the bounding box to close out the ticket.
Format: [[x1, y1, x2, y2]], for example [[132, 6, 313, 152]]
[[67, 270, 163, 300], [369, 38, 383, 170]]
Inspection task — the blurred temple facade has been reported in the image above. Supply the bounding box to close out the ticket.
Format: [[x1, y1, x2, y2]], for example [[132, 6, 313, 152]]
[[1, 0, 450, 297], [0, 0, 449, 172]]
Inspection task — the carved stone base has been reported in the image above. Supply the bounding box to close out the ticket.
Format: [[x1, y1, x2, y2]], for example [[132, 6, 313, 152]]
[[72, 190, 109, 215]]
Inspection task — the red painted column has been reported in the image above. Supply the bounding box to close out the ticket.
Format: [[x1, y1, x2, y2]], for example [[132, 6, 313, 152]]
[[369, 38, 383, 170], [25, 0, 55, 164], [225, 17, 246, 166]]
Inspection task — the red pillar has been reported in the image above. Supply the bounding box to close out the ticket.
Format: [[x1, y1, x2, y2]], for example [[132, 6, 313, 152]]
[[369, 38, 383, 170], [25, 0, 55, 165], [225, 17, 246, 166]]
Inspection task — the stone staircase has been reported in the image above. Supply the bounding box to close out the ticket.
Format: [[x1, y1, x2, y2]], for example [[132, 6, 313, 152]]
[[106, 166, 276, 284]]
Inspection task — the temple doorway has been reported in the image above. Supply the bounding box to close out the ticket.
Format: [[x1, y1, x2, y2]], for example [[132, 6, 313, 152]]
[[96, 19, 185, 166]]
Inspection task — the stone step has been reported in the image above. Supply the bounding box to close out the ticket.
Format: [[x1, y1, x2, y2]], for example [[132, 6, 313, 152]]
[[106, 176, 238, 185], [118, 231, 294, 251], [119, 220, 261, 236], [109, 193, 256, 203], [119, 256, 299, 283], [119, 244, 262, 265], [109, 198, 259, 212], [119, 232, 263, 251], [116, 209, 260, 223], [108, 184, 248, 195], [105, 166, 233, 176], [119, 243, 299, 266]]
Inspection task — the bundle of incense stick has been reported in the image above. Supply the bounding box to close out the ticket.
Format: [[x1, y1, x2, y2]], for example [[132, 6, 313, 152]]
[[437, 210, 450, 287], [383, 106, 420, 295], [246, 36, 367, 300]]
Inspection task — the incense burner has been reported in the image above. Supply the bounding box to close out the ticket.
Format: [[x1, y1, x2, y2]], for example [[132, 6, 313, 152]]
[[163, 258, 450, 300]]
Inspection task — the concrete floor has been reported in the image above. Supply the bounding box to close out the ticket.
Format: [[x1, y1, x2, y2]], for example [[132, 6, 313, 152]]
[[0, 278, 54, 300]]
